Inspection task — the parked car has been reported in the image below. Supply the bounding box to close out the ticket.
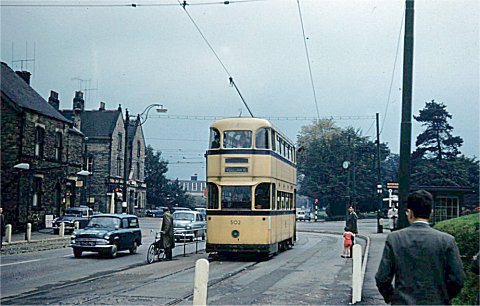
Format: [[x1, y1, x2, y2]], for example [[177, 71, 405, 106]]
[[146, 209, 165, 218], [53, 206, 94, 234], [70, 214, 142, 258], [173, 210, 206, 241], [296, 210, 311, 222], [194, 207, 207, 217]]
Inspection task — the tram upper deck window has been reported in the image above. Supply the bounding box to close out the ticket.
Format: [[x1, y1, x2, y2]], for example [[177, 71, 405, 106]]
[[209, 128, 220, 149], [223, 131, 252, 149], [255, 128, 270, 149], [221, 186, 251, 209]]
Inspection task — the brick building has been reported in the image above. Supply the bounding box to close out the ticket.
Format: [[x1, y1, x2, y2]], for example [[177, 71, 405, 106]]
[[61, 98, 146, 213], [1, 62, 84, 229]]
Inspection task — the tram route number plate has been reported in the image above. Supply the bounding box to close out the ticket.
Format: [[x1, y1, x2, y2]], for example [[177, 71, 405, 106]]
[[230, 220, 241, 225], [225, 167, 248, 173]]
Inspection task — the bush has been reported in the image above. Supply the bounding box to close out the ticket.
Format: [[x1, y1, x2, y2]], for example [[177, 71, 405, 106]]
[[434, 213, 480, 305]]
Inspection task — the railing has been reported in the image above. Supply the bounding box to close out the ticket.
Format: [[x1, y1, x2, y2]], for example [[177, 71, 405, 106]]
[[174, 227, 207, 257]]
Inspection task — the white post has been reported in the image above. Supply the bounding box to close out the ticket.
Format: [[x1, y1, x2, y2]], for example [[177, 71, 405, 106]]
[[59, 222, 65, 238], [26, 223, 32, 242], [74, 221, 80, 230], [5, 224, 12, 243], [352, 244, 362, 304], [193, 258, 210, 306]]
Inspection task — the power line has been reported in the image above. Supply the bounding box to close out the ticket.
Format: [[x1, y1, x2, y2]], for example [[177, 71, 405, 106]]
[[296, 0, 320, 119], [149, 114, 375, 120], [381, 7, 405, 135], [1, 0, 266, 7], [178, 0, 254, 117]]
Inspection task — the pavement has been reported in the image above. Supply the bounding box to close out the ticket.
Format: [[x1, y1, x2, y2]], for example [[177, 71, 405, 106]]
[[1, 220, 391, 305]]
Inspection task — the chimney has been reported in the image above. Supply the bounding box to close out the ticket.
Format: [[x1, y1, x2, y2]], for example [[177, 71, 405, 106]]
[[16, 71, 31, 85], [99, 101, 106, 111], [48, 91, 60, 110], [73, 91, 85, 112]]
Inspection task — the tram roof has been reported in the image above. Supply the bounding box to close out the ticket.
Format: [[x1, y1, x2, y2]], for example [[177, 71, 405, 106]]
[[210, 117, 294, 146]]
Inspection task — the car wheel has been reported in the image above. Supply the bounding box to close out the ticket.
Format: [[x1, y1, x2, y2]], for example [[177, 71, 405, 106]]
[[73, 249, 82, 258], [53, 228, 59, 235], [110, 243, 118, 258], [129, 241, 138, 254]]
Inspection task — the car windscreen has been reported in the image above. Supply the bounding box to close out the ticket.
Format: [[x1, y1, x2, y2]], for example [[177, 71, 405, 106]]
[[174, 213, 194, 221], [87, 217, 121, 229], [65, 209, 84, 216]]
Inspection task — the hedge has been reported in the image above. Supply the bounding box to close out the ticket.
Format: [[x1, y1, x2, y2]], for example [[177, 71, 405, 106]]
[[434, 213, 480, 305]]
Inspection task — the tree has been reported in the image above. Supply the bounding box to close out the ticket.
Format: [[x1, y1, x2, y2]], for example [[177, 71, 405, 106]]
[[145, 145, 169, 208], [297, 121, 391, 216], [413, 100, 463, 161]]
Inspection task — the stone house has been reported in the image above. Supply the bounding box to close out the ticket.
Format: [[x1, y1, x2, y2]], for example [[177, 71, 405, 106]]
[[0, 62, 84, 229], [61, 98, 146, 213]]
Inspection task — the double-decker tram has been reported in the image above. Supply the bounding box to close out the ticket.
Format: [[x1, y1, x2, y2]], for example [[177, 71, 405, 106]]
[[205, 117, 296, 256]]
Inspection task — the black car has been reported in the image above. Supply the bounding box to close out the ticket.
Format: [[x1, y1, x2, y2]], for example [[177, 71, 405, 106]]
[[146, 209, 164, 218], [70, 214, 142, 258], [53, 206, 94, 234]]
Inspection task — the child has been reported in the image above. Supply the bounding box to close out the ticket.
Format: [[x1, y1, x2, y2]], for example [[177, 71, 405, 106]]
[[341, 227, 354, 258]]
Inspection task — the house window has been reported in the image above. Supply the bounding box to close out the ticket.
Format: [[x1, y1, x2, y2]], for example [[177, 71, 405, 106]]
[[86, 156, 94, 173], [137, 141, 141, 157], [118, 133, 122, 151], [32, 177, 43, 207], [55, 132, 63, 161], [433, 196, 459, 222], [34, 127, 45, 158], [136, 161, 141, 180], [116, 156, 122, 177]]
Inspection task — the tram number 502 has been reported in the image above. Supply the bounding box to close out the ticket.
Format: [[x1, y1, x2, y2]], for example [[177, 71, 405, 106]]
[[230, 219, 241, 225]]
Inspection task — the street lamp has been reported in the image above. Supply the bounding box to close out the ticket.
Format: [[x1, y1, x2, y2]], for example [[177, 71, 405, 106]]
[[123, 104, 167, 214]]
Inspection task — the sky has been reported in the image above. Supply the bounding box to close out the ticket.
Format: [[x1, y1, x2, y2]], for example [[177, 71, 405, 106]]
[[1, 0, 478, 180]]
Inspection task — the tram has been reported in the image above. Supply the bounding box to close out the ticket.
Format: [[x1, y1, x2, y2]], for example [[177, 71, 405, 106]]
[[205, 117, 296, 256]]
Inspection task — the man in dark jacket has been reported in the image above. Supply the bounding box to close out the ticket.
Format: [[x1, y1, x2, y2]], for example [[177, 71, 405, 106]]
[[345, 205, 358, 257], [0, 207, 5, 250], [375, 190, 464, 305], [160, 207, 175, 261]]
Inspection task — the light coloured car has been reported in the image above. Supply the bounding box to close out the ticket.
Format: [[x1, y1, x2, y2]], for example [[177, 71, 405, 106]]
[[173, 210, 206, 241], [296, 210, 311, 222]]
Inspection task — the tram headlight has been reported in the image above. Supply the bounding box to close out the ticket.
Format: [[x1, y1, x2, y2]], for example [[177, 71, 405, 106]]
[[231, 230, 240, 238]]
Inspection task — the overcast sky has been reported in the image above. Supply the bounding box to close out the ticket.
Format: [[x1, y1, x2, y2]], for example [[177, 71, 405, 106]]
[[1, 0, 478, 180]]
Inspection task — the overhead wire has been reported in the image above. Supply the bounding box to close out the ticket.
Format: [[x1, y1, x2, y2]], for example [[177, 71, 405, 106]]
[[380, 6, 405, 134], [0, 0, 266, 7], [178, 0, 254, 117], [296, 0, 320, 119]]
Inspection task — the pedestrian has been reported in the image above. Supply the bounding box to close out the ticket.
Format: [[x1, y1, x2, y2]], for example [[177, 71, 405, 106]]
[[341, 227, 354, 258], [160, 207, 175, 261], [0, 207, 5, 250], [375, 190, 464, 305], [387, 205, 398, 231], [345, 205, 358, 258]]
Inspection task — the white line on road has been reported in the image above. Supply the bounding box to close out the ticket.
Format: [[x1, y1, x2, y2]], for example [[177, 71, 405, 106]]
[[0, 259, 41, 267]]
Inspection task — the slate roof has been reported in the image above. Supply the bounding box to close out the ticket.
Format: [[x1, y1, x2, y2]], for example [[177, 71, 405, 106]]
[[0, 62, 72, 124], [61, 109, 122, 138]]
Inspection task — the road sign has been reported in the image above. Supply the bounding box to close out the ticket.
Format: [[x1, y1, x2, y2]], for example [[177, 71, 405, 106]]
[[386, 182, 399, 189]]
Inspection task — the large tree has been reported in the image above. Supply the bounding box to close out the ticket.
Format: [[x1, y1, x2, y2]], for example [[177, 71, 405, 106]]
[[297, 120, 391, 216], [145, 145, 169, 208], [412, 100, 463, 161], [145, 145, 194, 209]]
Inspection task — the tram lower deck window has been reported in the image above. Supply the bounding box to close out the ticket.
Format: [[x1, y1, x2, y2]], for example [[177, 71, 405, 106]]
[[221, 186, 251, 209]]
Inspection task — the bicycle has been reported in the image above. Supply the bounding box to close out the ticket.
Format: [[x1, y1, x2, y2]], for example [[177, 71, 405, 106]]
[[146, 231, 165, 264]]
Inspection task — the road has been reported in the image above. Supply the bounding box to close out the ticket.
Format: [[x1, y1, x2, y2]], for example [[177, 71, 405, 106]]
[[0, 219, 379, 305]]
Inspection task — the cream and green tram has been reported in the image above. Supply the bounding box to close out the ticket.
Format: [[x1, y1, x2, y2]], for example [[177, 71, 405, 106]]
[[205, 118, 296, 255]]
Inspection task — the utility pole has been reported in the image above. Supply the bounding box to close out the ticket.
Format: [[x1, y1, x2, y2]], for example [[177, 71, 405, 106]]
[[123, 109, 129, 214], [376, 113, 383, 233], [398, 0, 415, 229]]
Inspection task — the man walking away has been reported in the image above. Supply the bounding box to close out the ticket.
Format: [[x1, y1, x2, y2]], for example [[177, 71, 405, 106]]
[[160, 207, 175, 261], [375, 190, 464, 305], [345, 205, 358, 258]]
